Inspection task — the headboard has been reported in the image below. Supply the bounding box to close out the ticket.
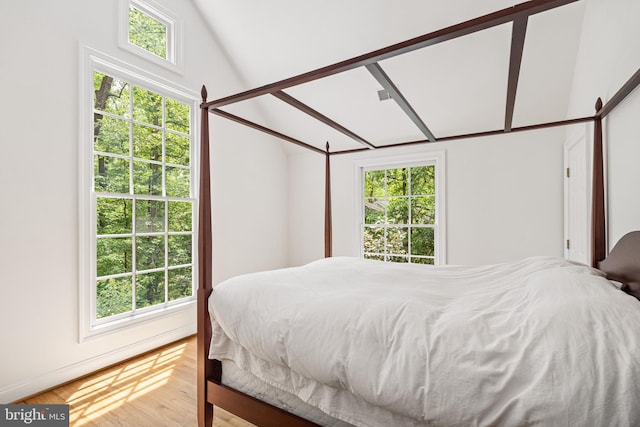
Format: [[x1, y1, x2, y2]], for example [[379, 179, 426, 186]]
[[598, 231, 640, 300]]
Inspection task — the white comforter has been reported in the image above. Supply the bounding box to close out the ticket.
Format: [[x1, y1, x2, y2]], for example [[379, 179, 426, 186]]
[[209, 257, 640, 426]]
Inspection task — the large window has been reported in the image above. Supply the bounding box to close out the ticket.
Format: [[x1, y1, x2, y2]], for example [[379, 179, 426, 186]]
[[81, 50, 197, 336], [359, 154, 445, 264]]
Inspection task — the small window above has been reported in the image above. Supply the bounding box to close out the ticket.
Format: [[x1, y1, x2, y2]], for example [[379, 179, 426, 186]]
[[119, 0, 182, 73]]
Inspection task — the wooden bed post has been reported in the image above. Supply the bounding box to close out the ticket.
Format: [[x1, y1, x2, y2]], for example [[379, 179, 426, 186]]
[[591, 97, 606, 267], [197, 85, 218, 427], [324, 142, 332, 258]]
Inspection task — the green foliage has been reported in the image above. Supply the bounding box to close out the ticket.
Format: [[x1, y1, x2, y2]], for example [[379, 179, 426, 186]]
[[97, 198, 132, 235], [165, 98, 190, 134], [168, 235, 192, 266], [96, 237, 132, 277], [362, 165, 436, 264], [97, 277, 132, 318], [168, 267, 192, 301], [168, 201, 192, 232], [92, 71, 194, 319], [133, 86, 162, 126], [95, 155, 129, 193], [128, 7, 167, 59], [136, 199, 165, 233], [136, 236, 165, 271], [166, 167, 190, 197], [166, 132, 190, 166], [136, 271, 165, 308]]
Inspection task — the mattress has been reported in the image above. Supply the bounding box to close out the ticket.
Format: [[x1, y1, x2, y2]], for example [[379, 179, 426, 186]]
[[210, 256, 640, 426], [222, 359, 423, 427]]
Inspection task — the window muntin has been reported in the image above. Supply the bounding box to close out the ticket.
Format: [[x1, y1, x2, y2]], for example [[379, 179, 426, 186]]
[[92, 70, 194, 323], [362, 165, 438, 264]]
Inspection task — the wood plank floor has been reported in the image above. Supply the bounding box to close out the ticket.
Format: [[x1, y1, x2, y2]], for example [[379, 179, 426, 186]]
[[19, 336, 254, 427]]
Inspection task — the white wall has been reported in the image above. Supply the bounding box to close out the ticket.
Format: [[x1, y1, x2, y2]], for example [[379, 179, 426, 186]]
[[289, 126, 567, 266], [566, 0, 640, 250], [0, 0, 288, 402]]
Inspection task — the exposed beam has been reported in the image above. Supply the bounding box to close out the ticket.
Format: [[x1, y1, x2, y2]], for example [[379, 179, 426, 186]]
[[365, 63, 437, 142], [202, 0, 578, 110], [504, 16, 528, 132], [330, 115, 594, 155], [272, 91, 376, 149], [597, 67, 640, 119], [211, 109, 326, 155]]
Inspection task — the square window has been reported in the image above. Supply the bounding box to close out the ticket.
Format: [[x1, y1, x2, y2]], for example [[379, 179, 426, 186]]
[[119, 0, 181, 71]]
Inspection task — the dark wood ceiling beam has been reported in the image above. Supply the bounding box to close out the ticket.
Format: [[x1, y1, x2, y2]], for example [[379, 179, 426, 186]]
[[504, 16, 528, 132], [211, 109, 326, 155], [365, 63, 437, 142], [271, 91, 376, 149], [202, 0, 578, 110]]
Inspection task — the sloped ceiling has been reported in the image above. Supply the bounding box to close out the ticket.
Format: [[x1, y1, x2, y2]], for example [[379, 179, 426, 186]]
[[191, 0, 586, 152]]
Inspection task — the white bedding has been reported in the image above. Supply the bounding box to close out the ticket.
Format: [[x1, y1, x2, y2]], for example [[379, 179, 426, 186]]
[[209, 256, 640, 426]]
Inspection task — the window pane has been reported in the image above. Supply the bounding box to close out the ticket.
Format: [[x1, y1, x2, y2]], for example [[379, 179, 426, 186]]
[[94, 115, 129, 155], [166, 166, 190, 198], [389, 255, 408, 263], [165, 98, 190, 134], [136, 236, 165, 271], [364, 170, 385, 197], [96, 276, 132, 318], [411, 166, 435, 195], [411, 227, 435, 256], [136, 271, 165, 308], [168, 201, 192, 232], [411, 196, 436, 225], [97, 237, 132, 277], [133, 161, 162, 196], [93, 72, 130, 117], [133, 86, 162, 126], [387, 197, 409, 224], [133, 123, 162, 161], [387, 168, 408, 196], [364, 197, 385, 224], [387, 227, 408, 255], [95, 155, 129, 194], [364, 254, 384, 261], [363, 226, 384, 254], [166, 132, 190, 166], [136, 199, 165, 233], [168, 267, 192, 301], [412, 257, 434, 265], [129, 7, 167, 59], [97, 197, 132, 235], [168, 235, 191, 266]]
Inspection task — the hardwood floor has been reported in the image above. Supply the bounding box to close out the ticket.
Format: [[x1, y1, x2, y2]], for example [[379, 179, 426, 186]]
[[19, 336, 254, 427]]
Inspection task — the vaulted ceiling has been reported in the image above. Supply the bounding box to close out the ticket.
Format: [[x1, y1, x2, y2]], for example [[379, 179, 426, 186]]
[[192, 0, 586, 153]]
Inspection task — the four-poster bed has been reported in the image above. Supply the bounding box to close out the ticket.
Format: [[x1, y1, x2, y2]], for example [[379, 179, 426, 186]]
[[196, 0, 640, 425]]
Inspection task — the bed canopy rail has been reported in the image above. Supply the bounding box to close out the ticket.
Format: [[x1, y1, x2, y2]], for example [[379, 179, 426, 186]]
[[200, 0, 580, 155]]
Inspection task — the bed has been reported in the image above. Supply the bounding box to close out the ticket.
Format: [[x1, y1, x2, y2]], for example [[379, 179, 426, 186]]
[[196, 1, 640, 426]]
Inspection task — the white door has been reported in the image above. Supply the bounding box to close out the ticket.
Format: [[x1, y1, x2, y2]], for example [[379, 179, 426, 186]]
[[564, 131, 590, 265]]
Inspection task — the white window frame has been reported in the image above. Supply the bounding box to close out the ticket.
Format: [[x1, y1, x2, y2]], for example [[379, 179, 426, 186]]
[[354, 151, 446, 265], [118, 0, 183, 74], [79, 47, 198, 341]]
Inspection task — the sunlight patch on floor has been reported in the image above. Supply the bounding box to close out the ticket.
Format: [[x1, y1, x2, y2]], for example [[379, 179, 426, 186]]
[[67, 343, 187, 426]]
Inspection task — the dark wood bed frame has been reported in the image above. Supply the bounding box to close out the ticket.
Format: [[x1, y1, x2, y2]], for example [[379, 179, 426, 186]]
[[196, 1, 640, 425]]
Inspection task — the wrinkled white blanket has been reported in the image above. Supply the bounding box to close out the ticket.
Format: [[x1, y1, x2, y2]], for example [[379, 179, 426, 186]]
[[209, 257, 640, 426]]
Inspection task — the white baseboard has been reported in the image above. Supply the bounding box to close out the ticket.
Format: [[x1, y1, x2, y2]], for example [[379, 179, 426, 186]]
[[0, 325, 195, 403]]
